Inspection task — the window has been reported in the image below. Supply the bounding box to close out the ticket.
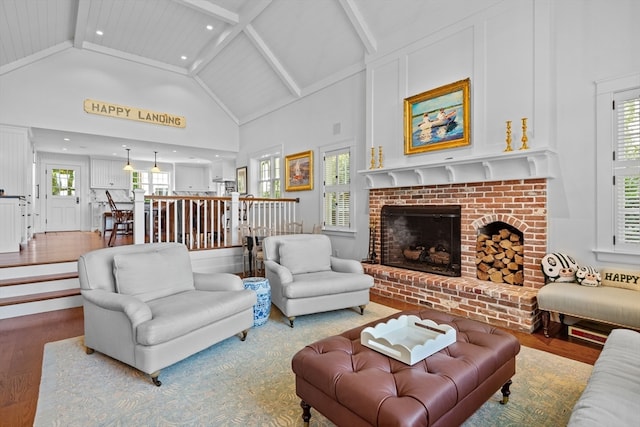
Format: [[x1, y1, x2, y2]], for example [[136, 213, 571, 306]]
[[132, 171, 170, 195], [595, 73, 640, 263], [257, 156, 281, 198], [51, 168, 75, 196], [613, 90, 640, 249], [322, 147, 352, 231]]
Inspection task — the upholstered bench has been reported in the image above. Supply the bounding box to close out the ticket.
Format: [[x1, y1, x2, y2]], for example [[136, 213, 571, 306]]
[[291, 308, 521, 427]]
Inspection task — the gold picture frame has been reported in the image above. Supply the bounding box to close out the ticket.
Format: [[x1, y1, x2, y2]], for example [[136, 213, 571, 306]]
[[285, 150, 313, 191], [236, 166, 247, 195], [404, 78, 471, 155]]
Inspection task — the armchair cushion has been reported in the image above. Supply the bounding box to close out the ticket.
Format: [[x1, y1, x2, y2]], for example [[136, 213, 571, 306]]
[[283, 271, 373, 299], [279, 238, 331, 274], [113, 246, 194, 302], [138, 290, 257, 346]]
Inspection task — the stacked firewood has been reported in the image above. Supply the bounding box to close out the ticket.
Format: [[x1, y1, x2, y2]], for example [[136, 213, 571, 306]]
[[476, 229, 524, 285]]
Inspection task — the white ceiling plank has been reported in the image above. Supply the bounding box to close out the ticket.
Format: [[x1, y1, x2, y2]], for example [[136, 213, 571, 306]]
[[189, 0, 271, 75], [73, 0, 90, 48], [244, 25, 300, 97], [174, 0, 239, 24], [338, 0, 377, 55]]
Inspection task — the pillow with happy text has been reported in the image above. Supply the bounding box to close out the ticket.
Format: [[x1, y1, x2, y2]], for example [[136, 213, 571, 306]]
[[541, 253, 579, 283], [600, 268, 640, 291]]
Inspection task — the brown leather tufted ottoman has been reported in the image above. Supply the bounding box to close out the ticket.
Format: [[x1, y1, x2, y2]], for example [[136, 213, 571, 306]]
[[292, 308, 521, 427]]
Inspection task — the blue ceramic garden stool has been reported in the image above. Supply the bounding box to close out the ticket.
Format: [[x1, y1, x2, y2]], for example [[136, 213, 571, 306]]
[[242, 277, 271, 326]]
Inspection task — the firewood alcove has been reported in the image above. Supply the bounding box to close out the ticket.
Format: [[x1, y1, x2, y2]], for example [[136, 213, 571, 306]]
[[476, 221, 524, 286]]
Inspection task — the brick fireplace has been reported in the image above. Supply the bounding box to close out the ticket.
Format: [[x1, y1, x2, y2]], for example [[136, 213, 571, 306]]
[[364, 178, 547, 332]]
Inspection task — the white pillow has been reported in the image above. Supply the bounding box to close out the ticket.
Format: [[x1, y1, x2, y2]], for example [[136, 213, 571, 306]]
[[113, 246, 194, 302], [279, 238, 331, 275]]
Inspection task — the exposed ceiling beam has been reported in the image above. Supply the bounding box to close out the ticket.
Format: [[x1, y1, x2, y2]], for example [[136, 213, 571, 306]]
[[338, 0, 377, 55], [0, 42, 72, 76], [173, 0, 239, 24], [193, 76, 239, 125], [82, 42, 189, 75], [73, 0, 90, 49], [188, 0, 271, 76], [244, 25, 301, 97]]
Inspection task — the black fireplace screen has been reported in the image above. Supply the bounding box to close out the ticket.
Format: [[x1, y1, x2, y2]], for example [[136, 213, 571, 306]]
[[380, 205, 461, 277]]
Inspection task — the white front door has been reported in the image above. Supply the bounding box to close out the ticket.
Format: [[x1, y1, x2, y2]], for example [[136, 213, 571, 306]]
[[46, 163, 82, 231]]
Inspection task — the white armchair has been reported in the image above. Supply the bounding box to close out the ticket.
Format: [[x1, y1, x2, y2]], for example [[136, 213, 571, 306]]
[[263, 234, 373, 327], [78, 242, 256, 386]]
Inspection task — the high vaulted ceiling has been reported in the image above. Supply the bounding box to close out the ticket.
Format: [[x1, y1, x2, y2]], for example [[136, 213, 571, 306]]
[[0, 0, 495, 163]]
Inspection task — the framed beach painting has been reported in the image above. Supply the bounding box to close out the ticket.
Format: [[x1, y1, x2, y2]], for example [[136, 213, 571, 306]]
[[404, 78, 471, 155], [285, 150, 313, 191], [236, 166, 247, 195]]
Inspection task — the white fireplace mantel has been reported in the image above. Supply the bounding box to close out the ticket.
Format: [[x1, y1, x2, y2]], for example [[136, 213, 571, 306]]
[[359, 148, 557, 189]]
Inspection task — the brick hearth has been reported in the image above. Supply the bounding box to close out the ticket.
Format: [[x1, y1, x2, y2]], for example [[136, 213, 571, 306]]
[[367, 179, 547, 332]]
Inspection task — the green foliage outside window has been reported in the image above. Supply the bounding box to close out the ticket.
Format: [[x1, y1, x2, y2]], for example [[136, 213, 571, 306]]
[[51, 169, 75, 196]]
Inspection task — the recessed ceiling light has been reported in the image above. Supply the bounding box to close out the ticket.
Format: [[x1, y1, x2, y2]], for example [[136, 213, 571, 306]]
[[180, 55, 187, 60], [206, 24, 213, 31], [96, 30, 104, 36], [63, 137, 70, 141]]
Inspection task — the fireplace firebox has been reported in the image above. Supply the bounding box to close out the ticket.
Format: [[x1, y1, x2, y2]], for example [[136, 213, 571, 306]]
[[380, 205, 461, 276]]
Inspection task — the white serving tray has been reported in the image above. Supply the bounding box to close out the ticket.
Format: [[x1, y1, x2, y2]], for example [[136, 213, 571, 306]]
[[360, 315, 457, 365]]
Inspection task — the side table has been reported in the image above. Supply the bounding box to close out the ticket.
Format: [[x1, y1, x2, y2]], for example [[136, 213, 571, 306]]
[[242, 277, 271, 326]]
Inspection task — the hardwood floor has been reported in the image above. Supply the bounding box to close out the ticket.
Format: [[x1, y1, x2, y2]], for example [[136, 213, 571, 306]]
[[0, 232, 603, 427], [0, 231, 130, 268]]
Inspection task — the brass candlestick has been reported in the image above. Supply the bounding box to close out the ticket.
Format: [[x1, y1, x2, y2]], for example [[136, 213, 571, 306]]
[[370, 146, 376, 169], [504, 120, 513, 152], [520, 117, 529, 150], [377, 146, 383, 169]]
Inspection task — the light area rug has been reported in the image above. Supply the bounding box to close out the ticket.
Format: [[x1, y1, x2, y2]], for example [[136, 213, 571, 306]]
[[35, 303, 592, 427]]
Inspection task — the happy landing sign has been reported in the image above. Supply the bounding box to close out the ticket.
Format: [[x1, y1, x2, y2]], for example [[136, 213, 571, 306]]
[[83, 99, 186, 128]]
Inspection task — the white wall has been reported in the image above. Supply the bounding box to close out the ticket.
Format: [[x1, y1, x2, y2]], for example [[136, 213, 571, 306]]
[[239, 73, 368, 260], [548, 0, 640, 267], [0, 47, 238, 152], [240, 0, 640, 269]]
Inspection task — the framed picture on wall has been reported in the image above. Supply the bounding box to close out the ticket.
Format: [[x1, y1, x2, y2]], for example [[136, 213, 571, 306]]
[[404, 78, 471, 155], [236, 166, 247, 195], [285, 150, 313, 191]]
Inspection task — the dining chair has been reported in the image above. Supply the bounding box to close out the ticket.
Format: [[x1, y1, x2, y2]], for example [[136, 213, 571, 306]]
[[285, 221, 303, 234], [239, 224, 252, 276], [251, 226, 272, 276], [105, 190, 134, 247]]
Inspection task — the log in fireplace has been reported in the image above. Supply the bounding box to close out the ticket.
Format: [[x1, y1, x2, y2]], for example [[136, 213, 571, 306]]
[[380, 205, 461, 277]]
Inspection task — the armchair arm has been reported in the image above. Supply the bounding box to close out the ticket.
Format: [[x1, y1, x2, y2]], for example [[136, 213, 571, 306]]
[[193, 272, 243, 291], [80, 289, 152, 329], [264, 260, 293, 285], [330, 256, 365, 274]]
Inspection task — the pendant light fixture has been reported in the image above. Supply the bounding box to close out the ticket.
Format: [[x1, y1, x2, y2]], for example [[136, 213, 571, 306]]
[[123, 148, 134, 171], [151, 151, 160, 173]]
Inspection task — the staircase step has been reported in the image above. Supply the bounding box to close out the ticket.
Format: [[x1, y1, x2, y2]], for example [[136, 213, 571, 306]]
[[0, 288, 81, 307], [0, 272, 79, 287]]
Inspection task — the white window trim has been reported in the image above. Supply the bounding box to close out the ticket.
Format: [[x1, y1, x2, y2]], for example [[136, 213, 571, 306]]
[[320, 140, 356, 234], [594, 72, 640, 264], [249, 144, 282, 197]]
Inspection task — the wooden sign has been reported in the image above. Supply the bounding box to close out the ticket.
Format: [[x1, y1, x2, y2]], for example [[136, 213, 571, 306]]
[[83, 99, 186, 128]]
